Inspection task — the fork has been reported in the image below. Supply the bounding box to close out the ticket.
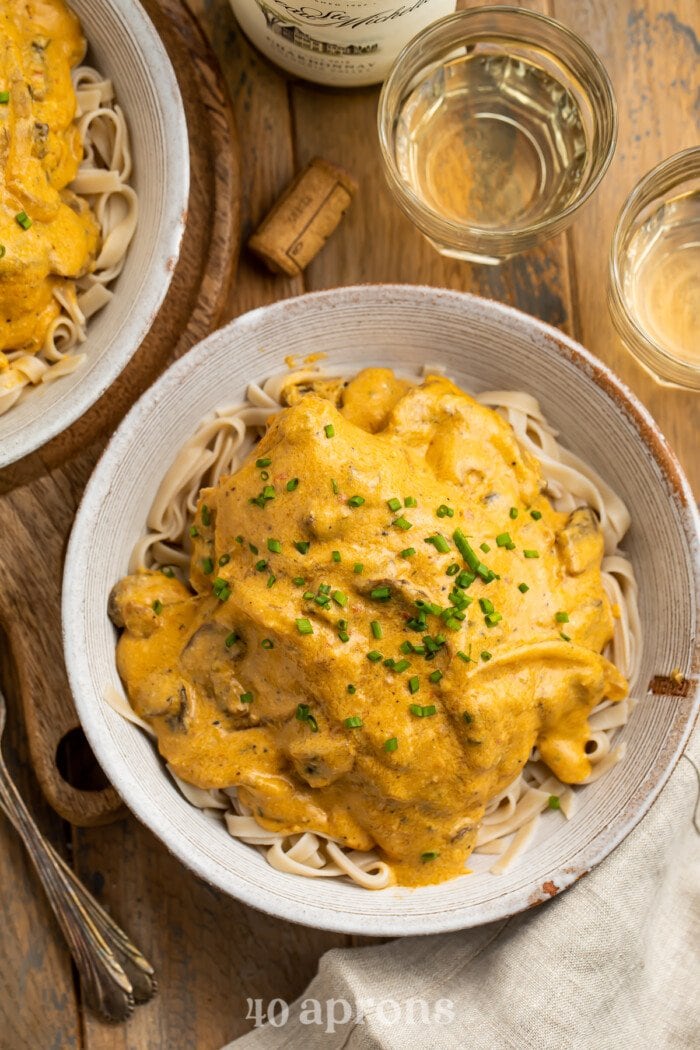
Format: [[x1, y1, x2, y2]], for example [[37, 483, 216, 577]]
[[0, 686, 156, 1022]]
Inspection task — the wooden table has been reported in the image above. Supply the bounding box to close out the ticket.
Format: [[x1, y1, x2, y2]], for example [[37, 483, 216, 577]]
[[1, 1, 697, 1046]]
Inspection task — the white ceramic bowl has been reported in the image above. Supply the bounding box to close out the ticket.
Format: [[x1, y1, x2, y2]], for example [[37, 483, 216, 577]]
[[0, 0, 189, 468], [63, 286, 700, 936]]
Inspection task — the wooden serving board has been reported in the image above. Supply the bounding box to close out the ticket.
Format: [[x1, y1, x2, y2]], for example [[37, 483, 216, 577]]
[[0, 0, 240, 827]]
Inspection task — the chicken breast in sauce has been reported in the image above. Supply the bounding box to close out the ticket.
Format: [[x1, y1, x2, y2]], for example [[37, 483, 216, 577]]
[[111, 371, 627, 886], [0, 0, 99, 355]]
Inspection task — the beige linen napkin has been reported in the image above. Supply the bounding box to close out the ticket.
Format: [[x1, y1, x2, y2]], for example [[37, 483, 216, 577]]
[[226, 727, 699, 1050]]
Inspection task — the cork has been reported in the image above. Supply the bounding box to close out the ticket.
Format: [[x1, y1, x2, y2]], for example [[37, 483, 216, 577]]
[[248, 157, 358, 277]]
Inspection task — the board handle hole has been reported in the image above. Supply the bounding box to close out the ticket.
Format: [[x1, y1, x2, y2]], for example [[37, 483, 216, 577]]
[[56, 727, 110, 792]]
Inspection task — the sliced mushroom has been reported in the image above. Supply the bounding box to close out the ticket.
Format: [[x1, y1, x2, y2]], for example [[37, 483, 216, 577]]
[[556, 507, 603, 576]]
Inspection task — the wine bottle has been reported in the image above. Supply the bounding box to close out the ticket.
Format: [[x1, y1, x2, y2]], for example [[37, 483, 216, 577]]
[[230, 0, 456, 87]]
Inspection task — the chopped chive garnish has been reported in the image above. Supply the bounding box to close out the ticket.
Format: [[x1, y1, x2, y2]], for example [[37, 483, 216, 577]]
[[15, 211, 32, 230], [152, 599, 163, 614], [509, 507, 519, 519], [296, 618, 313, 635], [457, 571, 475, 589], [293, 577, 305, 586], [400, 547, 416, 558], [338, 619, 347, 629], [530, 509, 543, 520], [286, 477, 299, 491], [262, 485, 275, 499], [480, 650, 492, 662], [480, 542, 490, 553], [267, 574, 276, 588], [212, 577, 231, 601], [261, 638, 274, 649], [161, 566, 175, 578], [387, 497, 402, 512], [348, 495, 365, 508], [332, 590, 348, 607], [0, 91, 9, 103], [393, 516, 413, 531], [201, 505, 211, 526], [370, 620, 383, 639], [219, 554, 231, 566], [485, 612, 502, 626], [255, 559, 267, 571], [523, 550, 539, 559], [353, 563, 364, 574], [260, 471, 269, 480], [249, 543, 258, 554], [314, 594, 330, 606], [338, 630, 350, 643], [453, 529, 479, 570], [189, 525, 199, 538], [463, 712, 474, 724], [408, 676, 420, 694], [295, 704, 318, 731], [560, 632, 571, 642], [370, 586, 391, 601], [347, 684, 356, 694], [393, 659, 411, 673], [404, 496, 417, 507], [324, 424, 335, 438], [446, 563, 460, 576], [429, 670, 443, 683], [332, 550, 341, 563], [548, 795, 561, 809], [303, 590, 315, 600], [555, 612, 570, 623], [496, 532, 512, 547], [421, 851, 439, 861], [479, 598, 494, 614], [425, 533, 450, 553], [367, 650, 383, 663], [225, 632, 239, 648], [399, 641, 413, 654], [293, 541, 310, 554], [202, 557, 214, 574], [384, 658, 396, 669], [267, 538, 282, 553], [240, 692, 254, 704], [256, 457, 272, 468], [436, 504, 454, 518], [410, 703, 436, 717], [344, 716, 363, 729], [518, 583, 529, 593], [236, 536, 244, 544], [384, 736, 398, 752]]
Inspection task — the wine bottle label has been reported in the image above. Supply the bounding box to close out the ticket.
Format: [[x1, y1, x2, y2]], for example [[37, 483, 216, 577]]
[[230, 0, 455, 86]]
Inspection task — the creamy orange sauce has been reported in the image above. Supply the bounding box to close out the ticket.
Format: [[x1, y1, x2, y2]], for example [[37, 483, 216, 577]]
[[112, 372, 627, 886], [0, 0, 99, 354]]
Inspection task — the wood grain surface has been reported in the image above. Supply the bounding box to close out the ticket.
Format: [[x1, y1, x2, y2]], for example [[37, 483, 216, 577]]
[[0, 0, 697, 1047]]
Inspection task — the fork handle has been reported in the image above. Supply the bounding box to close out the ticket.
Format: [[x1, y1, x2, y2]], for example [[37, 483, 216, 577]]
[[0, 768, 156, 1021]]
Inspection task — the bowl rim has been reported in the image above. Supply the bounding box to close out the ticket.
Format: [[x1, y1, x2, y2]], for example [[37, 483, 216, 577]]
[[0, 0, 190, 469], [63, 284, 700, 935]]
